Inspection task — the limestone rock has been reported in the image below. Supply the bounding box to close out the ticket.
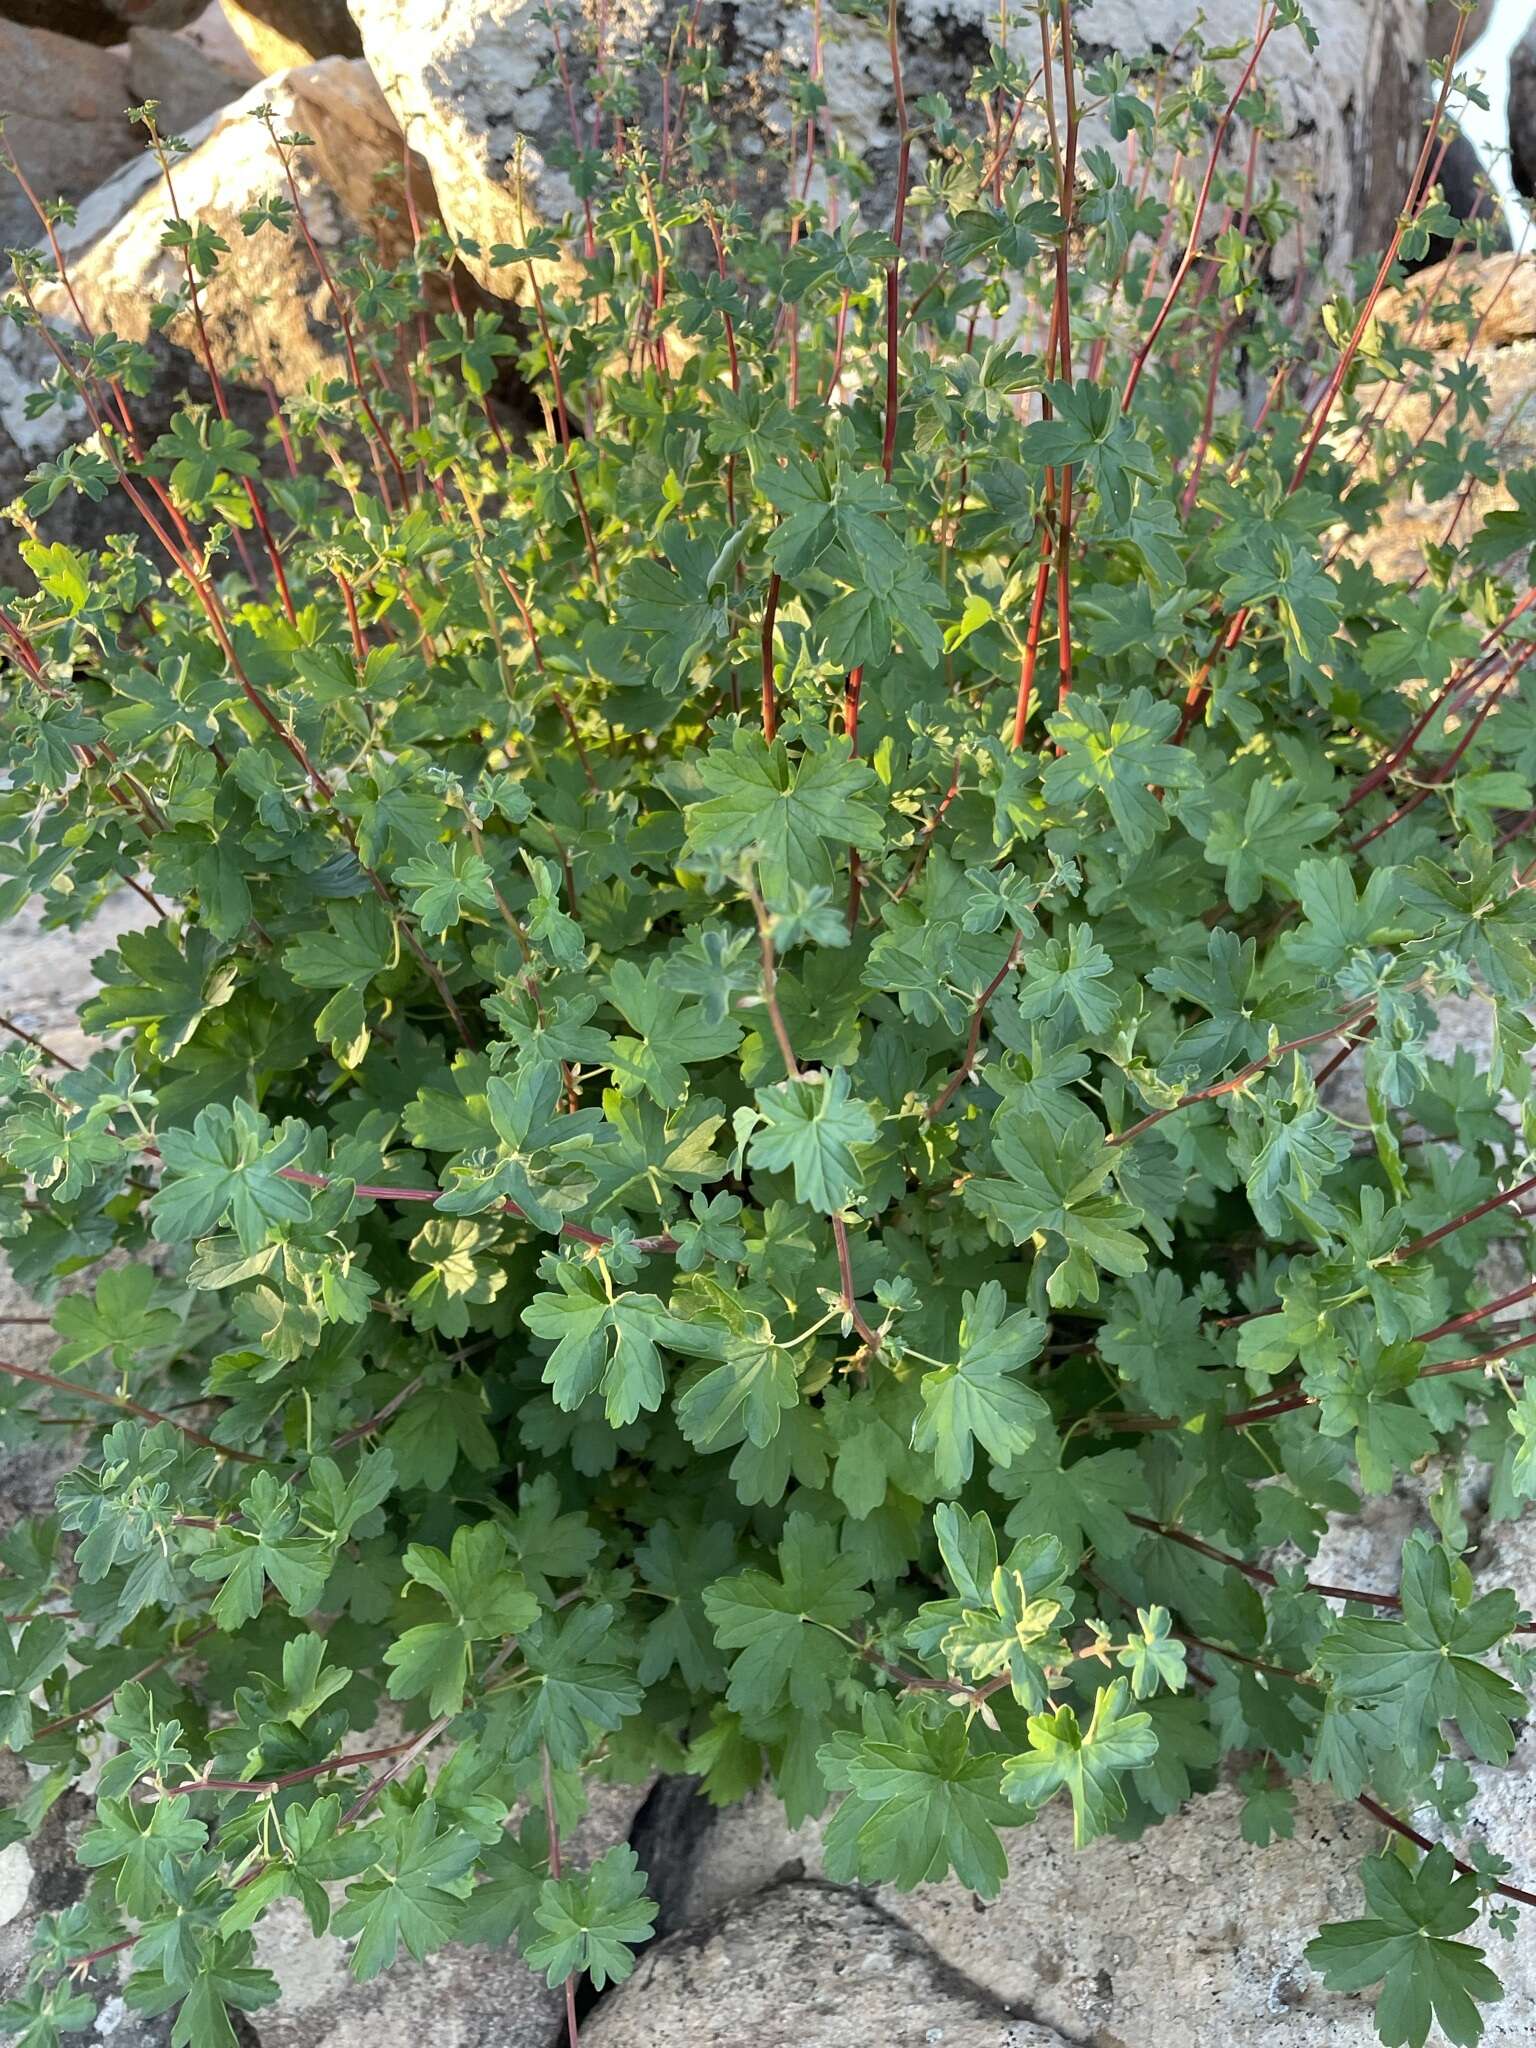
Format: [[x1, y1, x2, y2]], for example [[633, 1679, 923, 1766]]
[[0, 894, 154, 1538], [1356, 252, 1536, 584], [127, 24, 255, 138], [637, 1779, 1392, 2044], [0, 0, 202, 45], [176, 2, 264, 79], [220, 0, 362, 73], [349, 0, 1424, 299], [54, 57, 425, 396], [0, 56, 437, 584], [583, 1878, 1069, 2047], [253, 1898, 563, 2048], [0, 23, 138, 252]]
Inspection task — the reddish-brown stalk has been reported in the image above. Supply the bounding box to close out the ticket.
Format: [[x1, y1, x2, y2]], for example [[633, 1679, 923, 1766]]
[[1107, 1007, 1377, 1147], [881, 0, 912, 483], [1220, 1329, 1536, 1433], [0, 1357, 262, 1463], [1175, 134, 1262, 512], [892, 756, 963, 899], [799, 0, 826, 205], [1330, 124, 1464, 477], [150, 127, 298, 624], [493, 564, 597, 787], [705, 212, 742, 524], [747, 884, 881, 1349], [1125, 1514, 1536, 1634], [844, 664, 866, 930], [1397, 1172, 1536, 1260], [31, 1622, 222, 1742], [761, 572, 782, 742], [924, 931, 1026, 1121], [1287, 11, 1472, 496], [18, 380, 474, 1044], [1050, 0, 1081, 708], [1083, 34, 1189, 378], [1, 139, 151, 459], [261, 111, 411, 506], [337, 571, 369, 663], [1011, 529, 1055, 746], [634, 155, 672, 378], [1348, 670, 1517, 851], [520, 253, 605, 588], [824, 286, 853, 398], [1341, 589, 1536, 812], [1121, 3, 1278, 409], [3, 215, 230, 597], [549, 12, 598, 259]]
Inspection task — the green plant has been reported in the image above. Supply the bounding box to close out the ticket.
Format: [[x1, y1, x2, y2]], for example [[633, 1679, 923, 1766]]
[[0, 4, 1532, 2043]]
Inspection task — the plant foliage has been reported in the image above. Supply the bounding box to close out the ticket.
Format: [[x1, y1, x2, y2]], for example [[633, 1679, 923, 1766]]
[[0, 3, 1533, 2042]]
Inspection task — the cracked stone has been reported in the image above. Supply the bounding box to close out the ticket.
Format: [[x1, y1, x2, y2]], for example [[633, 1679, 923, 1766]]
[[635, 1777, 1396, 2044], [582, 1877, 1071, 2047], [349, 0, 1424, 301]]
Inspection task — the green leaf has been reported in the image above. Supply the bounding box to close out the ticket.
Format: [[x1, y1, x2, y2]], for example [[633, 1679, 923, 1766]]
[[526, 1843, 658, 1990], [394, 841, 499, 936], [1305, 1847, 1503, 2048], [190, 1471, 332, 1629], [333, 1802, 478, 1980], [523, 1263, 712, 1427], [498, 1603, 643, 1768], [384, 1523, 539, 1715], [1316, 1536, 1523, 1771], [675, 1330, 799, 1451], [821, 1709, 1015, 1897], [910, 1281, 1048, 1491], [1002, 1677, 1158, 1846], [77, 1795, 206, 1917], [683, 733, 885, 894], [964, 1105, 1146, 1306], [0, 1619, 68, 1749], [703, 1512, 870, 1719], [150, 1100, 312, 1253], [748, 1066, 877, 1212], [1043, 689, 1200, 855]]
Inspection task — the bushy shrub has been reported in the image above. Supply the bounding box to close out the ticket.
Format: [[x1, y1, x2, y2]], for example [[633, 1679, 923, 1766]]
[[0, 6, 1532, 2043]]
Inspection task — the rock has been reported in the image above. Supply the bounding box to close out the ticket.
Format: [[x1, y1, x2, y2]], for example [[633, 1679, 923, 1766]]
[[176, 3, 264, 80], [0, 0, 202, 43], [583, 1878, 1068, 2047], [345, 0, 560, 298], [0, 894, 154, 1538], [1356, 251, 1536, 585], [126, 24, 254, 137], [350, 0, 1424, 299], [0, 23, 138, 252], [53, 58, 426, 395], [0, 56, 438, 585], [1068, 0, 1424, 275], [253, 1898, 563, 2048], [1512, 14, 1536, 198], [634, 1779, 1390, 2044], [0, 895, 153, 1075], [0, 1845, 31, 1930], [219, 0, 362, 73]]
